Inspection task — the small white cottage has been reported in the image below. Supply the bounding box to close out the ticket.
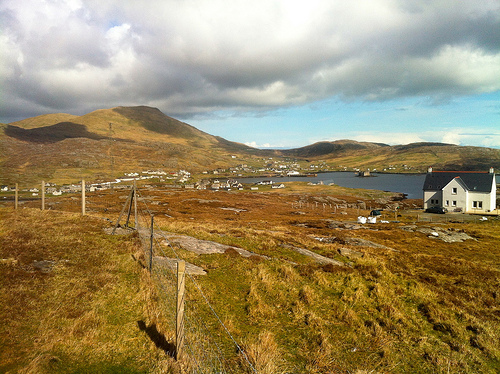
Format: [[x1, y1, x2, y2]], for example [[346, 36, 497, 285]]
[[423, 167, 497, 213]]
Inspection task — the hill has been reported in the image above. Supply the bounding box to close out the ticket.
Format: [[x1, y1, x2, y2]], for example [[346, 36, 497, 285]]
[[280, 140, 389, 158], [278, 140, 500, 173], [1, 106, 499, 185], [0, 106, 257, 185]]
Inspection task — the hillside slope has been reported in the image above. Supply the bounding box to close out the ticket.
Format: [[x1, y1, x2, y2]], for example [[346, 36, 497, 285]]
[[0, 106, 256, 185], [280, 140, 389, 158], [1, 106, 499, 185]]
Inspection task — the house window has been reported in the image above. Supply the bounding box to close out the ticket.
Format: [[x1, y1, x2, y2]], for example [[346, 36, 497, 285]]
[[452, 201, 457, 207], [472, 201, 483, 209], [445, 200, 449, 206], [452, 187, 457, 194]]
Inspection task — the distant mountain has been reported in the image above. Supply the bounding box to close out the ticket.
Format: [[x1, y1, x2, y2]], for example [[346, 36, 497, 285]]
[[286, 140, 500, 173], [280, 140, 389, 158], [1, 106, 499, 185]]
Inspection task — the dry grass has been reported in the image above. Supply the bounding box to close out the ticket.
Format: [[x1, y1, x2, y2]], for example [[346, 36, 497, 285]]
[[0, 208, 175, 373], [2, 186, 500, 373]]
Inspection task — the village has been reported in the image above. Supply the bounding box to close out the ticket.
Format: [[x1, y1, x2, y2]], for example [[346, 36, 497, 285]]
[[0, 158, 327, 196], [1, 160, 498, 216]]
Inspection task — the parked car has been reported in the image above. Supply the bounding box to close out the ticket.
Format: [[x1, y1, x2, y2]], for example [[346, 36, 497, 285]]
[[370, 209, 382, 216], [425, 206, 447, 214]]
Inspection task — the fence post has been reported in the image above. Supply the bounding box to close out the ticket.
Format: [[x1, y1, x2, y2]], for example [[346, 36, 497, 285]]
[[149, 215, 154, 272], [134, 180, 138, 228], [125, 188, 134, 227], [15, 183, 18, 210], [82, 179, 86, 216], [41, 180, 45, 211], [176, 260, 186, 360]]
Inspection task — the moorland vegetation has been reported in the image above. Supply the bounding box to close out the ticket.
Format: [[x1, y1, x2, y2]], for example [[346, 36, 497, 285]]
[[1, 182, 499, 373]]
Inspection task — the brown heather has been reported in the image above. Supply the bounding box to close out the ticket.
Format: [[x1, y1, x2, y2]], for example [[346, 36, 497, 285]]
[[1, 184, 500, 373]]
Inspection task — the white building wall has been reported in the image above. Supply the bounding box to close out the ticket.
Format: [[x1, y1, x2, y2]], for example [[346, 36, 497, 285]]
[[423, 190, 442, 209], [467, 191, 492, 212], [442, 179, 467, 212], [489, 176, 497, 211]]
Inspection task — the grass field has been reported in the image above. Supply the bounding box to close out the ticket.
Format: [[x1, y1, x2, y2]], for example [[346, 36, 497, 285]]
[[1, 184, 499, 373], [0, 208, 179, 374]]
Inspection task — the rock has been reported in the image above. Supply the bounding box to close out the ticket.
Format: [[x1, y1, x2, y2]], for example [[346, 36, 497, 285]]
[[338, 247, 364, 259], [282, 245, 344, 266], [328, 221, 363, 230], [416, 227, 475, 243], [32, 260, 55, 273], [400, 225, 417, 232], [161, 233, 269, 259], [221, 207, 247, 213]]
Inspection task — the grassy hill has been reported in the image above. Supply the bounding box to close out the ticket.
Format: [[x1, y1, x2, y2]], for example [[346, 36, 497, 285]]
[[0, 106, 257, 185], [284, 141, 500, 173], [1, 106, 499, 186]]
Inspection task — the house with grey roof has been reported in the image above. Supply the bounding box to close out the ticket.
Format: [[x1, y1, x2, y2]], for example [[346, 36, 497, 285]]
[[423, 167, 497, 213]]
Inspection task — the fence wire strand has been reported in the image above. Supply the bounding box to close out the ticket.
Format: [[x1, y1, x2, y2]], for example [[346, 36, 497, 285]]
[[130, 188, 257, 374]]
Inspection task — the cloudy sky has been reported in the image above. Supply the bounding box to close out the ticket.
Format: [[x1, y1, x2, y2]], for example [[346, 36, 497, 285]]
[[1, 0, 499, 148]]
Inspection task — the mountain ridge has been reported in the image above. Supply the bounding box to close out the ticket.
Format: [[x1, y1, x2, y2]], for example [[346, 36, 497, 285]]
[[1, 105, 499, 185]]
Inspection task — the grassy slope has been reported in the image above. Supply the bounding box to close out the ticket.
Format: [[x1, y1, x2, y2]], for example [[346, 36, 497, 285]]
[[1, 186, 500, 372], [155, 191, 500, 373], [0, 107, 256, 185], [12, 185, 496, 373], [321, 145, 500, 172], [0, 208, 174, 374]]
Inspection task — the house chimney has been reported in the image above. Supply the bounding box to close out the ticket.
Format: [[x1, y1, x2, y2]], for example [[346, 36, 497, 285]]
[[490, 167, 494, 174], [427, 166, 433, 174]]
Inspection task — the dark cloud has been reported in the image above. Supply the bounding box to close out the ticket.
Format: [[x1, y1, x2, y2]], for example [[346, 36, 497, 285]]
[[0, 0, 499, 122]]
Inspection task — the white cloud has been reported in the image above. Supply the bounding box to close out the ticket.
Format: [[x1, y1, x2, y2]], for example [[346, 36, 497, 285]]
[[1, 0, 499, 121], [346, 128, 500, 148], [351, 133, 426, 145], [244, 141, 275, 149]]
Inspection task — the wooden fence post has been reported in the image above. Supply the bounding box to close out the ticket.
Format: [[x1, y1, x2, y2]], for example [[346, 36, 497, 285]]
[[111, 186, 134, 235], [134, 180, 138, 228], [149, 215, 154, 272], [41, 181, 45, 211], [82, 179, 86, 216], [125, 188, 134, 227], [176, 260, 186, 360], [15, 183, 18, 210]]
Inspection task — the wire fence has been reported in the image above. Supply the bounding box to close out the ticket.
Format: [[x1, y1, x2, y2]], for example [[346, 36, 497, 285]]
[[128, 186, 258, 373]]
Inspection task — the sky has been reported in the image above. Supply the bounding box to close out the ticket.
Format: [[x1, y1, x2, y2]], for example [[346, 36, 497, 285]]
[[1, 0, 499, 149]]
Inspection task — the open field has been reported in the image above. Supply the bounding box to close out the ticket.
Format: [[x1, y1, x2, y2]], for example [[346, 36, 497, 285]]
[[1, 183, 500, 373], [0, 208, 177, 373]]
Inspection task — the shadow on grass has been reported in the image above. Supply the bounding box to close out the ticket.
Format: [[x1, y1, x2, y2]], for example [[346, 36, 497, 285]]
[[137, 320, 176, 357]]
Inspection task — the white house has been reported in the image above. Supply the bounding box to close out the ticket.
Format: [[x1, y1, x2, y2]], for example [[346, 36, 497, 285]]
[[423, 167, 497, 213]]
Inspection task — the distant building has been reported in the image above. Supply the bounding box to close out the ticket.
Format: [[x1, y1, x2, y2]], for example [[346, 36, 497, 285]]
[[356, 170, 371, 177], [423, 167, 497, 213]]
